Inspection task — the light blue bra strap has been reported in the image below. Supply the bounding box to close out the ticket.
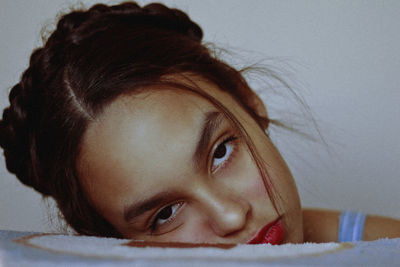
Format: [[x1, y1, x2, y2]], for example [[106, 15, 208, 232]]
[[338, 211, 366, 242]]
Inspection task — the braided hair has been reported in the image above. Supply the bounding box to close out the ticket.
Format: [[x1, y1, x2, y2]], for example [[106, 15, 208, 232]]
[[0, 2, 270, 237]]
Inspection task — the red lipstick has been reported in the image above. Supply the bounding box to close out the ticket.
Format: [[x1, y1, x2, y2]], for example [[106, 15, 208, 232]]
[[247, 218, 284, 245]]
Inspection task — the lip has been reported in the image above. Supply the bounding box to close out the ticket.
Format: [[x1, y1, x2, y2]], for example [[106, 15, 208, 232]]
[[247, 218, 284, 245]]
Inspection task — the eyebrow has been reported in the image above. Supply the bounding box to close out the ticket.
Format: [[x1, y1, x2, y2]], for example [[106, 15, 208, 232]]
[[193, 111, 224, 169], [123, 111, 224, 223]]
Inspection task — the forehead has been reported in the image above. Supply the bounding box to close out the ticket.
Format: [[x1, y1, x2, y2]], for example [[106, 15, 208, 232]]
[[97, 88, 209, 143], [80, 88, 211, 173]]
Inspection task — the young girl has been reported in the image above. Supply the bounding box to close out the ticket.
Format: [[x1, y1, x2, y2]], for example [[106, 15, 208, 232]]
[[0, 2, 399, 245]]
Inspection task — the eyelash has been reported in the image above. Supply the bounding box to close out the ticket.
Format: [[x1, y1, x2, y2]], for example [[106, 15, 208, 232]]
[[150, 202, 183, 232], [211, 135, 238, 173]]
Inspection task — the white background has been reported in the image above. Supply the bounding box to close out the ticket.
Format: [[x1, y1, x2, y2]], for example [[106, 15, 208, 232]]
[[1, 0, 399, 233]]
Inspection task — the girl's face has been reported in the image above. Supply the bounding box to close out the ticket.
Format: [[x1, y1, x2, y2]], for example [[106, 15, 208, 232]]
[[78, 76, 303, 244]]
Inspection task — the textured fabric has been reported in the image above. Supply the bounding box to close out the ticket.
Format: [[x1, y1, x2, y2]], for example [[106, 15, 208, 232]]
[[1, 230, 400, 266], [338, 211, 366, 242]]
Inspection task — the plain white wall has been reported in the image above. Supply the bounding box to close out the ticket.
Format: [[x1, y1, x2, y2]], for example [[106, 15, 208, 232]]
[[1, 0, 399, 233]]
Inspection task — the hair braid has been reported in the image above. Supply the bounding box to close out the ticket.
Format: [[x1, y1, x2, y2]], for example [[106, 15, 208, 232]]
[[0, 46, 48, 194]]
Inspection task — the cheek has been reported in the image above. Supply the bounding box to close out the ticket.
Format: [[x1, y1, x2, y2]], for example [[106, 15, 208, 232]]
[[169, 224, 214, 243], [238, 168, 268, 201], [224, 144, 271, 203]]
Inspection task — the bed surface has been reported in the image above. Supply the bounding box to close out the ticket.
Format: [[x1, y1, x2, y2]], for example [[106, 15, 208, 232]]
[[1, 230, 399, 266]]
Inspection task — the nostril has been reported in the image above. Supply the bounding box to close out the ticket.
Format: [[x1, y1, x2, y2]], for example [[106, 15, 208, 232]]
[[209, 199, 251, 237]]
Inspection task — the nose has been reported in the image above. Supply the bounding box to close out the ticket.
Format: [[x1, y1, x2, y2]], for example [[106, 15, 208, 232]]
[[199, 187, 251, 237]]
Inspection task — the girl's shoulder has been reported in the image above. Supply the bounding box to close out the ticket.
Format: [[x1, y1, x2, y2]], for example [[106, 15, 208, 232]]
[[302, 208, 400, 243]]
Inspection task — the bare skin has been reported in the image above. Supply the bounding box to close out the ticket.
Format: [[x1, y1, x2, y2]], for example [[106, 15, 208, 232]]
[[303, 209, 400, 242]]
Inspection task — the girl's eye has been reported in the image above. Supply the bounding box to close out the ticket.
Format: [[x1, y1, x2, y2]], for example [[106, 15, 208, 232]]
[[211, 136, 237, 172], [151, 203, 182, 231]]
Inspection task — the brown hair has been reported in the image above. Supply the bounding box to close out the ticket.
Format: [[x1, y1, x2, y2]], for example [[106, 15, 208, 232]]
[[0, 2, 276, 237]]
